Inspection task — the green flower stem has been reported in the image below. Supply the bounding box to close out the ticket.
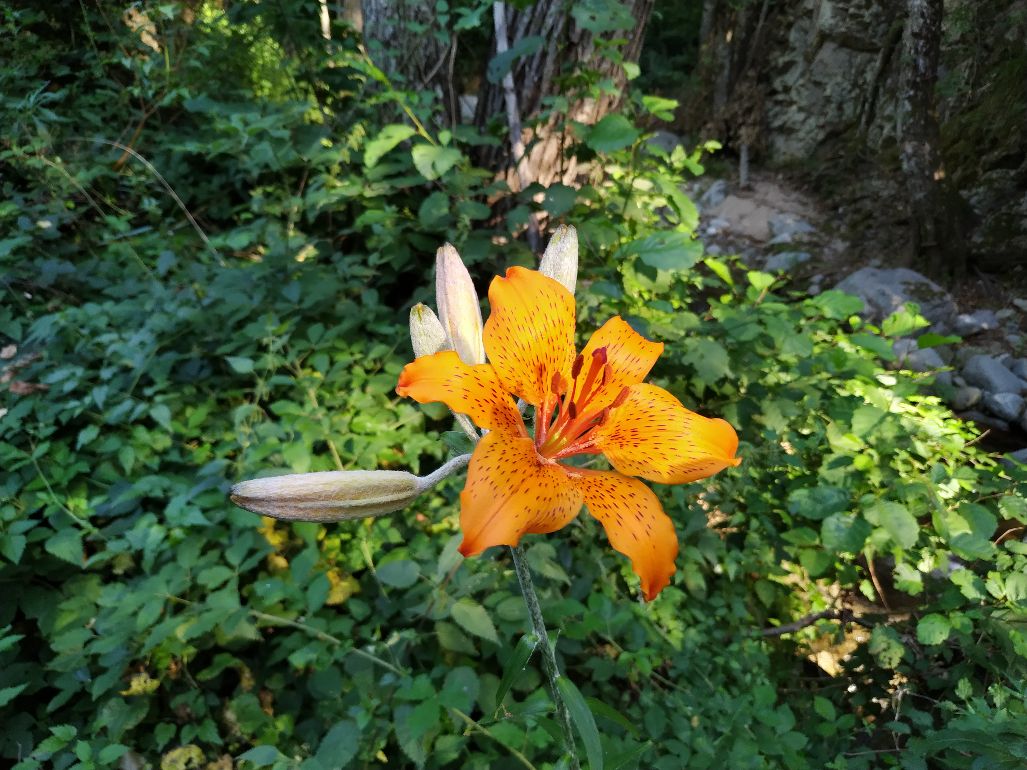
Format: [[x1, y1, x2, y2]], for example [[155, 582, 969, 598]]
[[510, 544, 581, 770]]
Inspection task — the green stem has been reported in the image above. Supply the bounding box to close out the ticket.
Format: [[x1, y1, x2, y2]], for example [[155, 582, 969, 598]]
[[509, 544, 581, 770]]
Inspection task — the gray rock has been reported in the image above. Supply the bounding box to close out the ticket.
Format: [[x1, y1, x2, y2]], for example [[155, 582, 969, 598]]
[[954, 345, 993, 368], [763, 251, 812, 272], [768, 213, 816, 242], [1012, 298, 1027, 314], [705, 217, 731, 236], [705, 243, 723, 256], [999, 306, 1020, 319], [700, 180, 729, 209], [961, 410, 1010, 432], [1000, 448, 1027, 470], [954, 309, 1000, 337], [648, 130, 683, 154], [893, 338, 946, 372], [950, 386, 982, 410], [962, 354, 1027, 394], [1007, 334, 1023, 348], [983, 392, 1026, 422], [953, 374, 967, 387], [1009, 358, 1027, 380], [834, 267, 958, 333]]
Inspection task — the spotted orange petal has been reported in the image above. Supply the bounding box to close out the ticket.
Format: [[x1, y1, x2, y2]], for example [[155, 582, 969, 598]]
[[483, 267, 576, 409], [458, 429, 583, 556], [396, 351, 525, 434], [577, 316, 663, 413], [592, 383, 740, 484], [566, 468, 678, 601]]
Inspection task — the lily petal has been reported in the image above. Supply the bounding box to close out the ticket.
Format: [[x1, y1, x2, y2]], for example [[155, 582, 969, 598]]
[[578, 316, 663, 412], [459, 429, 583, 556], [593, 383, 740, 484], [566, 468, 678, 601], [396, 351, 524, 433], [483, 266, 576, 408]]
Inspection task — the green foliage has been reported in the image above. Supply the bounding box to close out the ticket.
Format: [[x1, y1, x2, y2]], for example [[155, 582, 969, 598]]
[[2, 1, 1026, 769]]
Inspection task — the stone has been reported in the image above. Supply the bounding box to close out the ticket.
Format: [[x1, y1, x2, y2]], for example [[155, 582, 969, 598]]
[[961, 410, 1010, 432], [1009, 358, 1027, 381], [893, 338, 946, 372], [954, 309, 1000, 337], [1012, 298, 1027, 314], [708, 195, 777, 240], [700, 179, 729, 209], [1007, 334, 1023, 348], [768, 212, 816, 242], [705, 243, 723, 256], [962, 354, 1027, 394], [834, 267, 958, 333], [983, 392, 1026, 422], [950, 386, 982, 410], [999, 306, 1020, 319], [647, 130, 682, 154], [764, 251, 812, 272], [705, 217, 731, 236], [1000, 448, 1027, 470]]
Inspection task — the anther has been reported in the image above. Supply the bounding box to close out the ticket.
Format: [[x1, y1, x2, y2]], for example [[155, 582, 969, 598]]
[[550, 371, 563, 394], [571, 354, 584, 379], [592, 347, 608, 365], [568, 402, 578, 419]]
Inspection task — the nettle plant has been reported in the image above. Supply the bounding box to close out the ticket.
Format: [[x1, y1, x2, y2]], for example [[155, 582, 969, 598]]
[[232, 226, 741, 768]]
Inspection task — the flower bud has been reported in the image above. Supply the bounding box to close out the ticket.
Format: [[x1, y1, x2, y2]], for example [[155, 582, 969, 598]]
[[436, 243, 485, 365], [409, 303, 449, 358], [538, 225, 578, 294], [231, 470, 422, 522]]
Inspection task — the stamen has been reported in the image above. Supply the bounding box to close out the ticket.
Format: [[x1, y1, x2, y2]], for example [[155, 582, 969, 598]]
[[568, 402, 577, 419]]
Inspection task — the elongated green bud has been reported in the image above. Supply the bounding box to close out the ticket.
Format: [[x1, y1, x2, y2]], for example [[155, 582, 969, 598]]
[[436, 243, 486, 365], [230, 455, 472, 523], [409, 303, 449, 358], [538, 225, 578, 294]]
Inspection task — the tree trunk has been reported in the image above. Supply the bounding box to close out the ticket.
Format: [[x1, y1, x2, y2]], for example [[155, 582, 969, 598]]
[[474, 0, 655, 187], [360, 0, 454, 118], [899, 0, 968, 278]]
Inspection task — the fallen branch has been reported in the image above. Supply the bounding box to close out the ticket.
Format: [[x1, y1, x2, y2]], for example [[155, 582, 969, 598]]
[[761, 609, 875, 637]]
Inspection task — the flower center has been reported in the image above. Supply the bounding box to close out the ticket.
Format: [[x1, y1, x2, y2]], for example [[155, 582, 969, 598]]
[[535, 347, 625, 461]]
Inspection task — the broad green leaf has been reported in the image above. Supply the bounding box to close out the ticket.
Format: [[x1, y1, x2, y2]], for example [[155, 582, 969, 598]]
[[237, 746, 283, 767], [45, 528, 83, 566], [917, 613, 951, 645], [364, 124, 416, 167], [869, 501, 919, 549], [557, 677, 604, 770], [411, 145, 462, 181], [788, 485, 849, 520], [868, 626, 905, 668], [377, 560, 420, 589], [226, 356, 254, 374], [450, 598, 498, 644], [584, 114, 639, 153], [315, 720, 360, 767], [486, 35, 544, 84], [621, 232, 703, 272], [0, 683, 27, 708]]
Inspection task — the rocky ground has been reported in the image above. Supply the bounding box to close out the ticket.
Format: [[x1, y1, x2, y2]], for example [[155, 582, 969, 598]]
[[688, 170, 1027, 462]]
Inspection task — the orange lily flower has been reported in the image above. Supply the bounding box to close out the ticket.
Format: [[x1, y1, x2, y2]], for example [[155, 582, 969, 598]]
[[396, 267, 740, 600]]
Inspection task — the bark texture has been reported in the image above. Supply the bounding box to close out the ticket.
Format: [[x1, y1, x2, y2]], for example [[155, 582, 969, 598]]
[[474, 0, 655, 187], [899, 0, 967, 277]]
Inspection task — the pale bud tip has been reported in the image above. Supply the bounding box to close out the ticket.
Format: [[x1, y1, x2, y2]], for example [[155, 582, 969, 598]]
[[538, 225, 578, 294], [435, 244, 486, 365], [409, 303, 449, 358]]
